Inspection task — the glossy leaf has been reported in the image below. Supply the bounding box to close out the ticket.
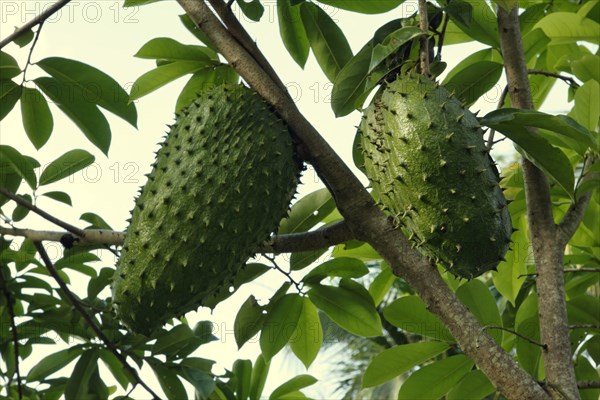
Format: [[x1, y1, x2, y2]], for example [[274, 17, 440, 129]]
[[570, 80, 600, 132], [35, 77, 111, 154], [39, 149, 95, 186], [12, 194, 32, 222], [368, 262, 396, 306], [481, 108, 576, 198], [20, 87, 53, 149], [0, 80, 22, 120], [175, 66, 239, 112], [36, 57, 136, 126], [534, 12, 600, 44], [151, 363, 188, 399], [235, 295, 266, 349], [130, 60, 210, 101], [279, 188, 335, 234], [369, 27, 423, 72], [27, 347, 83, 381], [0, 145, 37, 189], [456, 280, 503, 343], [315, 0, 406, 14], [362, 342, 449, 387], [152, 324, 196, 355], [290, 248, 328, 271], [135, 37, 213, 61], [446, 0, 500, 48], [278, 0, 310, 67], [0, 51, 21, 79], [332, 240, 381, 261], [64, 349, 98, 400], [572, 54, 600, 83], [443, 61, 503, 106], [331, 44, 375, 117], [80, 212, 113, 230], [447, 369, 495, 400], [290, 297, 323, 368], [515, 293, 543, 379], [260, 293, 303, 361], [302, 257, 368, 284], [236, 0, 264, 21], [40, 191, 72, 206], [384, 295, 454, 342], [249, 355, 270, 400], [13, 29, 34, 47], [99, 349, 133, 390], [181, 367, 216, 399], [269, 375, 317, 400], [492, 216, 529, 305], [300, 2, 352, 82], [307, 284, 382, 337], [232, 359, 252, 400], [398, 355, 474, 400]]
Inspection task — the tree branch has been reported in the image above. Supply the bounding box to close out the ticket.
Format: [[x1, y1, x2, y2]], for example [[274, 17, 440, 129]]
[[0, 226, 124, 246], [578, 380, 600, 390], [528, 69, 580, 88], [0, 0, 72, 49], [498, 5, 579, 399], [418, 0, 430, 75], [0, 187, 86, 237], [33, 241, 161, 400], [483, 325, 547, 349], [0, 267, 23, 399], [176, 2, 549, 398]]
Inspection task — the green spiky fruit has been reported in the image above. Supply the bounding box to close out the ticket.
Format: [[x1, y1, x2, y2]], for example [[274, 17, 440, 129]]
[[112, 84, 301, 334], [360, 74, 512, 278]]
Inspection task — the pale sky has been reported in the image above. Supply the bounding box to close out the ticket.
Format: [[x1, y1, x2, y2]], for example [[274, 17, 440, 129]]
[[0, 1, 571, 398]]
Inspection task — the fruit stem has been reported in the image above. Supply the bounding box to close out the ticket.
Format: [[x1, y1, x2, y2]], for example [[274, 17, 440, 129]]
[[418, 0, 430, 76]]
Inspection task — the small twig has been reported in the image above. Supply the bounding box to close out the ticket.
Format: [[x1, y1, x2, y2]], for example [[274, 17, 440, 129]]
[[568, 324, 600, 330], [263, 254, 303, 294], [0, 187, 86, 237], [0, 0, 72, 49], [528, 69, 580, 88], [563, 268, 600, 273], [578, 380, 600, 389], [33, 241, 161, 400], [418, 0, 430, 75], [21, 22, 44, 84], [483, 325, 548, 350], [0, 267, 23, 399], [435, 11, 449, 60], [487, 85, 509, 150]]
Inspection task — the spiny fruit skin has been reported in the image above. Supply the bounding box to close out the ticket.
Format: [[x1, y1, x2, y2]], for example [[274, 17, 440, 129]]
[[360, 73, 512, 279], [112, 84, 301, 334]]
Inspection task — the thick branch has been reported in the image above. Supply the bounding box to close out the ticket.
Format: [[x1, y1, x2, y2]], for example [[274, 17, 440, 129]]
[[0, 226, 124, 246], [498, 5, 579, 399], [0, 0, 72, 49], [33, 242, 161, 400], [177, 2, 549, 398]]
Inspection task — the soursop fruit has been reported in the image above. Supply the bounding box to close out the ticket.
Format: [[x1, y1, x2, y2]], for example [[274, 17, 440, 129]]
[[112, 84, 301, 334], [360, 73, 512, 278]]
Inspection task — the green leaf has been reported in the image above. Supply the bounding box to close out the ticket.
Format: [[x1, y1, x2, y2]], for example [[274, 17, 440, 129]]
[[447, 369, 495, 399], [34, 77, 111, 154], [0, 51, 20, 79], [315, 0, 406, 14], [570, 80, 600, 132], [279, 189, 335, 235], [368, 262, 396, 306], [0, 145, 37, 189], [26, 347, 83, 381], [278, 0, 310, 67], [522, 29, 551, 62], [384, 295, 454, 342], [175, 66, 239, 112], [515, 293, 543, 379], [572, 55, 600, 83], [308, 284, 382, 337], [135, 37, 213, 62], [153, 324, 196, 355], [1, 80, 22, 120], [232, 359, 253, 400], [331, 43, 375, 117], [12, 194, 31, 222], [151, 363, 188, 399], [64, 349, 98, 400], [179, 14, 217, 51], [302, 257, 368, 284], [40, 191, 72, 206], [332, 240, 381, 261], [398, 355, 474, 400], [130, 60, 210, 101], [249, 355, 270, 400], [80, 212, 113, 230], [39, 149, 95, 186], [492, 216, 529, 305], [13, 29, 34, 47], [99, 349, 133, 390], [236, 0, 264, 21], [300, 2, 352, 82], [575, 356, 600, 400], [235, 295, 266, 349], [36, 57, 137, 127], [362, 342, 449, 388], [269, 375, 317, 400], [180, 367, 216, 399], [456, 280, 503, 343], [534, 12, 600, 44], [443, 61, 503, 106], [20, 87, 53, 149], [260, 294, 304, 361], [290, 248, 328, 271], [480, 109, 577, 197], [290, 297, 323, 368], [446, 0, 500, 48], [369, 27, 423, 72]]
